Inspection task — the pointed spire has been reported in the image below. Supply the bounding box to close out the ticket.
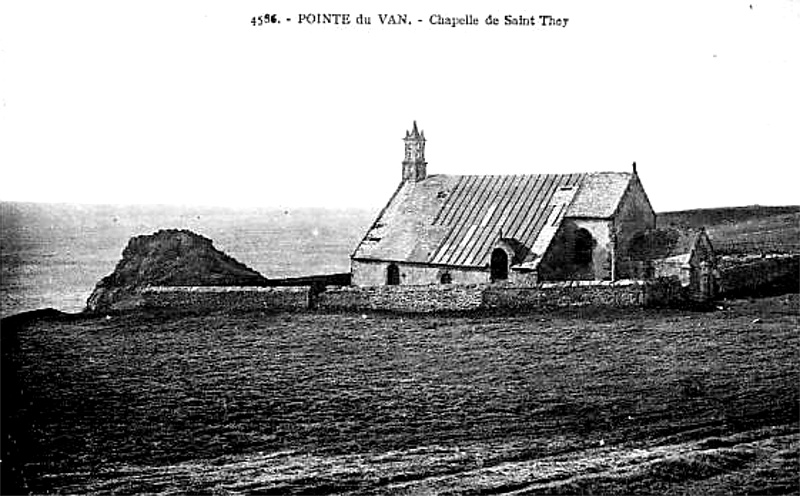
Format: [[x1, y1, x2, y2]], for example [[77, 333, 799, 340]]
[[408, 120, 422, 139], [632, 161, 638, 175]]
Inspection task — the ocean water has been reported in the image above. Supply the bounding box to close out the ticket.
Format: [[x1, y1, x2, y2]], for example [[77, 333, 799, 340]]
[[0, 202, 374, 318]]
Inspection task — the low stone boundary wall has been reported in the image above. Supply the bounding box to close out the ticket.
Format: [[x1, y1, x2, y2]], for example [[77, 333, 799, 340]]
[[142, 286, 311, 312], [484, 278, 684, 310], [318, 279, 685, 313], [718, 255, 799, 297], [140, 278, 690, 314], [642, 277, 688, 307], [317, 284, 484, 313], [483, 280, 647, 310]]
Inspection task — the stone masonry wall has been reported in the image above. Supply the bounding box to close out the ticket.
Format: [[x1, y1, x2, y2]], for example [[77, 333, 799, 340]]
[[140, 278, 689, 314], [642, 277, 688, 307], [142, 286, 311, 312], [717, 255, 799, 297], [482, 278, 684, 310], [482, 281, 642, 310], [318, 284, 484, 313], [319, 279, 685, 313], [614, 176, 657, 256], [352, 259, 489, 286], [538, 219, 613, 281]]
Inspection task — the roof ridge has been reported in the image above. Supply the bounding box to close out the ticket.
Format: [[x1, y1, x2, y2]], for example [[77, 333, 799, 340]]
[[427, 171, 632, 179]]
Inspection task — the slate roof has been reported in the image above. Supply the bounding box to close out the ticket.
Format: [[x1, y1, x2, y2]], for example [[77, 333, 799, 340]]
[[353, 171, 636, 268], [567, 172, 634, 218]]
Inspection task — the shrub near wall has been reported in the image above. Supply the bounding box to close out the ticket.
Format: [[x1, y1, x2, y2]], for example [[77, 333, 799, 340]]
[[142, 286, 311, 312]]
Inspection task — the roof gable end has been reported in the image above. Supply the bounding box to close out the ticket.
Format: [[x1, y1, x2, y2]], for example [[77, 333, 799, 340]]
[[566, 172, 633, 218]]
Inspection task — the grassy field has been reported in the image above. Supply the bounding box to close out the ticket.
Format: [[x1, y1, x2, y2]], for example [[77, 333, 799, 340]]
[[3, 295, 798, 494], [658, 205, 800, 256]]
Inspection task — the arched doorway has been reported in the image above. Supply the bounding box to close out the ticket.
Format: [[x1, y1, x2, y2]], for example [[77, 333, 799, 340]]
[[490, 248, 509, 282], [386, 263, 400, 285]]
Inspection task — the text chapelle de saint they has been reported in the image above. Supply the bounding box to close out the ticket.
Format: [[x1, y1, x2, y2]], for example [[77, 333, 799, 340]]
[[292, 13, 569, 28]]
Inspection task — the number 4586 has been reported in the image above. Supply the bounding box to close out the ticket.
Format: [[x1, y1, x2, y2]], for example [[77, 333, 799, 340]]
[[252, 14, 278, 26]]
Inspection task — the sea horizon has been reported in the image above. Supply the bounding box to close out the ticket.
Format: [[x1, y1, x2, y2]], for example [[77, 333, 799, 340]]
[[0, 201, 376, 318]]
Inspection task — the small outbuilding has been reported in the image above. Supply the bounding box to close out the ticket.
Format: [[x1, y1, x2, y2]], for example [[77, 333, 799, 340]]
[[620, 228, 717, 302]]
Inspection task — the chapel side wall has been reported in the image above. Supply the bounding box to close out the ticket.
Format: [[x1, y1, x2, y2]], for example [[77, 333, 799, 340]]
[[538, 219, 613, 281], [351, 259, 488, 286], [614, 176, 656, 257], [509, 270, 539, 286], [351, 259, 389, 286], [575, 219, 613, 280]]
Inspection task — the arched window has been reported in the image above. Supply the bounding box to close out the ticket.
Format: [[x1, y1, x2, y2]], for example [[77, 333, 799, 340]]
[[574, 228, 594, 265], [440, 271, 452, 284], [386, 263, 400, 285], [490, 248, 509, 282]]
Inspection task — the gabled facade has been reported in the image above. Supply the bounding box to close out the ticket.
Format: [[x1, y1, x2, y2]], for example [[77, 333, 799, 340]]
[[350, 123, 657, 287], [620, 227, 717, 301]]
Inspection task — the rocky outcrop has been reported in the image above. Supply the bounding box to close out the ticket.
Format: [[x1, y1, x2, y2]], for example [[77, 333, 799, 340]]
[[85, 229, 268, 313]]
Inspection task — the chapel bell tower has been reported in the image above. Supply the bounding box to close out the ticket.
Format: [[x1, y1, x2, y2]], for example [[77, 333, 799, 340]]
[[402, 121, 427, 182]]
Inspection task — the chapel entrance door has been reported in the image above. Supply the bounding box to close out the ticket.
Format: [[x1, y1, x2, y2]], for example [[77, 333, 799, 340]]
[[490, 249, 509, 282]]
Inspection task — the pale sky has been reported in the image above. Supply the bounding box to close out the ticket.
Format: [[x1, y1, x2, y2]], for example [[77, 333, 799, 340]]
[[1, 0, 798, 212]]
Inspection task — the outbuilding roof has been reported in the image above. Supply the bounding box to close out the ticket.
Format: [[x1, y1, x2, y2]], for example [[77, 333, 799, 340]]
[[353, 171, 637, 268], [626, 228, 709, 262]]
